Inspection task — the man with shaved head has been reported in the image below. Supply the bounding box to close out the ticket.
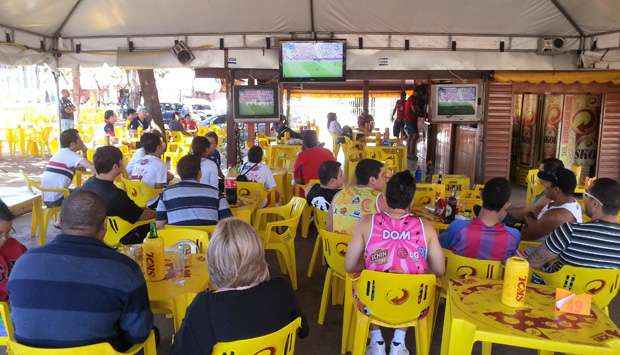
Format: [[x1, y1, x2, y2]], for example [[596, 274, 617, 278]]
[[8, 191, 153, 351]]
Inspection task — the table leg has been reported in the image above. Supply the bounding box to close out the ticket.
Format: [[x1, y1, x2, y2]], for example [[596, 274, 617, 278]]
[[446, 318, 476, 355], [440, 293, 452, 355], [481, 342, 492, 355]]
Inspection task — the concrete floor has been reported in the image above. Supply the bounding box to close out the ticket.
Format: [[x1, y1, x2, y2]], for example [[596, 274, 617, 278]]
[[1, 155, 617, 354]]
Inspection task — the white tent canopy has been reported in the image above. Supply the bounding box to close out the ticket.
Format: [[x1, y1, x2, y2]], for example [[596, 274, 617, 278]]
[[1, 0, 619, 69]]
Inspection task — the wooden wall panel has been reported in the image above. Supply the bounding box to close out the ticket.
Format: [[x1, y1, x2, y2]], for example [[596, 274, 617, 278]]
[[597, 93, 620, 181], [482, 82, 513, 180]]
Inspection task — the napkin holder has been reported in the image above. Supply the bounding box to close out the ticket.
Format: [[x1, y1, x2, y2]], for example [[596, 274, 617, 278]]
[[555, 288, 592, 315]]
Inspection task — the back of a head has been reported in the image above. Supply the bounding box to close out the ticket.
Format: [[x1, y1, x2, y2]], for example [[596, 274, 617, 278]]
[[482, 177, 511, 211], [205, 131, 219, 144], [247, 146, 263, 164], [60, 191, 107, 236], [207, 218, 270, 289], [386, 171, 416, 210], [302, 130, 318, 148], [554, 167, 577, 195], [589, 178, 620, 216], [541, 158, 564, 173], [190, 136, 210, 156], [59, 129, 80, 148], [141, 132, 162, 154], [0, 199, 15, 222], [319, 160, 341, 186], [104, 110, 115, 121], [93, 146, 123, 174], [355, 159, 384, 186], [127, 108, 137, 117], [177, 154, 201, 180]]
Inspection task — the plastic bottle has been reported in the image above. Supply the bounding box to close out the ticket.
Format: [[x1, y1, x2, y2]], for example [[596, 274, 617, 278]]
[[142, 222, 166, 282], [225, 167, 238, 205], [415, 166, 422, 182]]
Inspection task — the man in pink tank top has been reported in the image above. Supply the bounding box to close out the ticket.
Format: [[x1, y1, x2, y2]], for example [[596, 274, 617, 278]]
[[345, 171, 444, 355]]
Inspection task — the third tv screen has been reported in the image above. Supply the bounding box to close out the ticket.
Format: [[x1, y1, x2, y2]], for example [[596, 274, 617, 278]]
[[281, 41, 345, 81]]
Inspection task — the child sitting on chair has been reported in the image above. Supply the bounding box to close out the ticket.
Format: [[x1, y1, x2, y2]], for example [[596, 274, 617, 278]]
[[0, 199, 27, 302], [345, 171, 444, 355]]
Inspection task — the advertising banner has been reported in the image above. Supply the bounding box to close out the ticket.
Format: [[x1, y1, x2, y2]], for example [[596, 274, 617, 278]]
[[541, 95, 564, 159], [558, 95, 601, 177], [519, 94, 539, 167]]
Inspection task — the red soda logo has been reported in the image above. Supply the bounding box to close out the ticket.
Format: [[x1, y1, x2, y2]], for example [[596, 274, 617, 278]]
[[516, 276, 527, 302]]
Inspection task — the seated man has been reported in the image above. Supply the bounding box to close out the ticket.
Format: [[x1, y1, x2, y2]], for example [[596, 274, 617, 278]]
[[307, 160, 345, 212], [206, 131, 224, 193], [81, 146, 156, 244], [293, 130, 336, 184], [526, 178, 620, 272], [156, 155, 232, 228], [41, 129, 93, 208], [440, 177, 520, 261], [8, 191, 153, 351], [128, 132, 172, 208], [521, 167, 582, 241], [329, 159, 388, 234]]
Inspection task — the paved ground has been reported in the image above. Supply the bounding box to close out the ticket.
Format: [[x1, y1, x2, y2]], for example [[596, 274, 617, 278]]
[[1, 155, 617, 354]]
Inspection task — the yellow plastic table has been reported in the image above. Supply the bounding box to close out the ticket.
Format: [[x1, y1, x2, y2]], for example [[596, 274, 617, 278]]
[[441, 278, 620, 355]]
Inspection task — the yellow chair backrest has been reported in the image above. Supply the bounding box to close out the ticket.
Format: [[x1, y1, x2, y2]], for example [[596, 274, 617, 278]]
[[571, 164, 582, 183], [456, 189, 481, 199], [413, 190, 435, 208], [318, 229, 350, 278], [356, 270, 436, 325], [292, 179, 320, 197], [531, 266, 620, 310], [9, 331, 156, 355], [237, 181, 269, 208], [416, 183, 445, 198], [118, 178, 162, 208], [212, 317, 301, 355], [458, 198, 482, 214], [525, 168, 544, 205], [157, 227, 210, 251], [0, 302, 13, 346], [473, 184, 484, 191], [443, 249, 502, 280], [103, 217, 153, 247], [288, 197, 307, 220], [314, 209, 328, 230], [171, 292, 198, 332]]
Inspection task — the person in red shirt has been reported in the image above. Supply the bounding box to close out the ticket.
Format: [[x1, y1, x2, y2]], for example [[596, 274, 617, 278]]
[[403, 92, 419, 160], [180, 114, 197, 131], [0, 198, 27, 301], [293, 130, 336, 185]]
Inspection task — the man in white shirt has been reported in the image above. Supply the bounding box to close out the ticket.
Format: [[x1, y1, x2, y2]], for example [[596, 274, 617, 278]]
[[239, 146, 277, 191], [41, 129, 93, 207], [128, 132, 171, 208]]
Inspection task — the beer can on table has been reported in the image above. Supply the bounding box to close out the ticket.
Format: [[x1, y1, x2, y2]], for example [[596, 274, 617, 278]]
[[501, 257, 530, 307]]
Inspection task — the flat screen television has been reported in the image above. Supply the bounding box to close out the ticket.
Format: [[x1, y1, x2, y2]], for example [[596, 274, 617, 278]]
[[233, 85, 279, 120], [280, 40, 346, 82], [431, 84, 480, 122]]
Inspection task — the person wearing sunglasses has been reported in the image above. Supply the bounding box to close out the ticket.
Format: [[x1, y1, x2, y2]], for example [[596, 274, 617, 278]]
[[525, 178, 620, 272], [520, 167, 582, 241], [0, 198, 27, 302]]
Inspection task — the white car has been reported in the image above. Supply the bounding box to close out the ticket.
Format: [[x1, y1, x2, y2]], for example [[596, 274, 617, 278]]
[[185, 102, 215, 121]]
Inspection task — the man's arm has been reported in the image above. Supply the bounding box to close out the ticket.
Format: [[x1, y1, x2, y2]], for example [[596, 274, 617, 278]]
[[118, 281, 154, 348], [521, 208, 575, 241], [155, 198, 168, 228], [345, 215, 370, 273], [526, 244, 558, 269], [422, 219, 445, 276]]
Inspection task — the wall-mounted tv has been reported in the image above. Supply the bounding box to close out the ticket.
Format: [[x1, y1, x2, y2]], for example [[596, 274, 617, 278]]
[[280, 40, 346, 82], [430, 84, 480, 122], [234, 85, 279, 121]]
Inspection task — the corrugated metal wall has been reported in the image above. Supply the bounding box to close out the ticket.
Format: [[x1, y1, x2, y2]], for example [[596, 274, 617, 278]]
[[482, 82, 514, 180], [597, 93, 620, 180]]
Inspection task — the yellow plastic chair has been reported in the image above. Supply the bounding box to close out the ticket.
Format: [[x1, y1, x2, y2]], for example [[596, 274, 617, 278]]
[[102, 217, 153, 248], [351, 271, 436, 355], [5, 128, 17, 156], [0, 302, 13, 347], [571, 164, 582, 184], [525, 168, 543, 205], [212, 317, 301, 355], [237, 181, 276, 211], [171, 292, 198, 333], [416, 183, 445, 199], [253, 197, 306, 290], [293, 179, 319, 239], [413, 190, 436, 208], [530, 265, 620, 315], [317, 229, 350, 325], [9, 331, 157, 355], [458, 198, 482, 215], [22, 173, 69, 246], [117, 178, 162, 208], [456, 189, 481, 199], [158, 227, 210, 251], [307, 209, 328, 278]]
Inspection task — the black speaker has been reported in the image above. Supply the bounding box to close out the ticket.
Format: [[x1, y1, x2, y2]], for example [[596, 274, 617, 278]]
[[75, 43, 81, 53], [171, 40, 195, 65], [405, 39, 410, 50], [219, 38, 225, 50], [499, 41, 505, 52], [358, 37, 363, 49], [451, 41, 456, 51]]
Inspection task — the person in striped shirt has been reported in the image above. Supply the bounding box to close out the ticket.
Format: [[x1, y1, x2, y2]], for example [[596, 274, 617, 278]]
[[156, 154, 232, 228], [440, 177, 520, 261], [8, 191, 153, 351], [526, 178, 620, 272]]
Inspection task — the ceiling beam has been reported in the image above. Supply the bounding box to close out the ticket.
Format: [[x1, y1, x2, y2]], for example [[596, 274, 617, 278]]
[[54, 0, 85, 38], [0, 23, 50, 39], [549, 0, 585, 37], [586, 29, 620, 38]]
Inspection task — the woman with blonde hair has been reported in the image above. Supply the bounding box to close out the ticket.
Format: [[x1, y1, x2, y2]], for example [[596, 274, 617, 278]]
[[171, 218, 308, 354]]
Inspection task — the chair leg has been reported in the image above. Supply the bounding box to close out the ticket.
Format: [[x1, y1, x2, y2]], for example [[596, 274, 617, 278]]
[[286, 239, 298, 290], [341, 277, 354, 354], [481, 342, 493, 355], [301, 207, 312, 239], [415, 315, 431, 355], [351, 311, 371, 355], [331, 274, 340, 306], [276, 252, 288, 275], [318, 269, 333, 325], [440, 294, 452, 355], [40, 209, 52, 246], [307, 234, 322, 278]]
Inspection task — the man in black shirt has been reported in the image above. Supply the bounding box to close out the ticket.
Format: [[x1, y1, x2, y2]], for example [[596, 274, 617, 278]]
[[80, 146, 156, 244], [307, 160, 345, 211], [59, 89, 76, 131]]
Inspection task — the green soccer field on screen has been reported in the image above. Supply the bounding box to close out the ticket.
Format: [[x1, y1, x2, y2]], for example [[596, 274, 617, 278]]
[[283, 60, 343, 78]]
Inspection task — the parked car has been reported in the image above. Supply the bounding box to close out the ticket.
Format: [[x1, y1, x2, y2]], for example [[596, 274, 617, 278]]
[[199, 114, 226, 127], [160, 102, 183, 123], [184, 100, 215, 121]]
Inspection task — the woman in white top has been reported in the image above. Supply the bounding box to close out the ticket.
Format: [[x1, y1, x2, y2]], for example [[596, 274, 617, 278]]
[[327, 112, 343, 136], [522, 167, 582, 241], [238, 146, 277, 191]]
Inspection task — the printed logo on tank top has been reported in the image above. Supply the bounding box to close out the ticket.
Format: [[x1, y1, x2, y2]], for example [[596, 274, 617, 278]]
[[382, 230, 411, 241], [369, 248, 389, 265]]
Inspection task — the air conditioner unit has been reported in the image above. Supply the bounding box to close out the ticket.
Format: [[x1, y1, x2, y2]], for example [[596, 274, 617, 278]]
[[171, 40, 195, 65], [537, 37, 565, 55]]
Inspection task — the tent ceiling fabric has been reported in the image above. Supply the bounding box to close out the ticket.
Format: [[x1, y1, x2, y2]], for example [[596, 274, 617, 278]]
[[1, 0, 619, 39]]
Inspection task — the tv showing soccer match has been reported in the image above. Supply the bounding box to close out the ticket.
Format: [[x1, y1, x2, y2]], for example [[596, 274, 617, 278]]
[[234, 85, 279, 120], [280, 40, 346, 82], [431, 84, 480, 122]]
